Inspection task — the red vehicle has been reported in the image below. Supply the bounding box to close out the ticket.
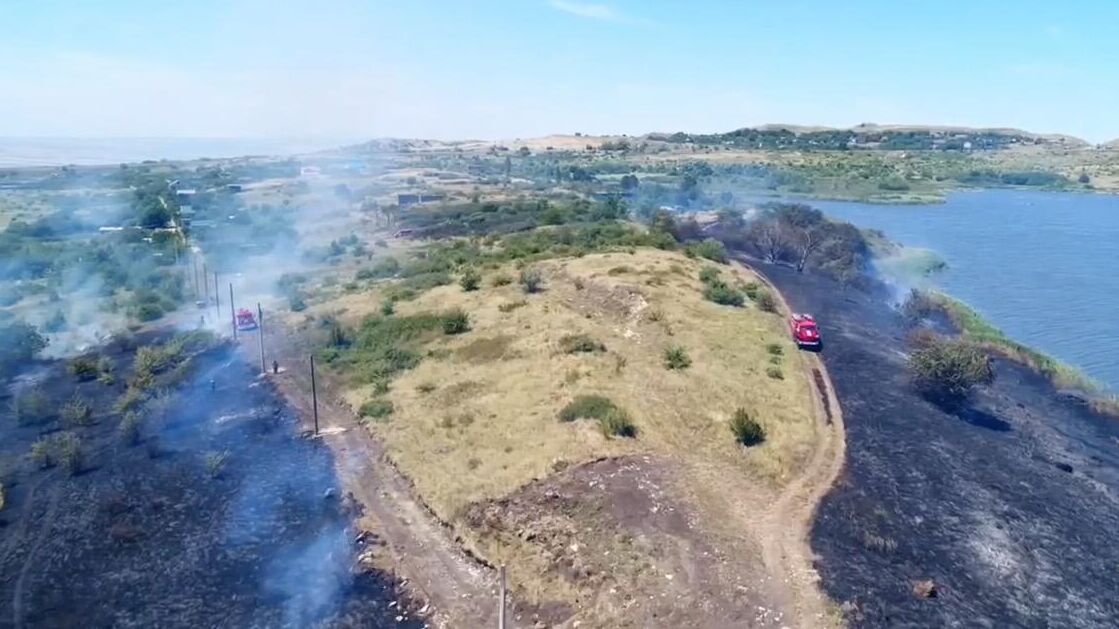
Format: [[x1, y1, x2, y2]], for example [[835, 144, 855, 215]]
[[235, 308, 258, 331], [789, 313, 821, 349]]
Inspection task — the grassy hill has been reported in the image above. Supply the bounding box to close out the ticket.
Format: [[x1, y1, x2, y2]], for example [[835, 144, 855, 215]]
[[291, 245, 824, 625]]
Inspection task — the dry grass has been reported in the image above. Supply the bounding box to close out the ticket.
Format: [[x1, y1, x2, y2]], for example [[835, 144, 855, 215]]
[[332, 249, 817, 521]]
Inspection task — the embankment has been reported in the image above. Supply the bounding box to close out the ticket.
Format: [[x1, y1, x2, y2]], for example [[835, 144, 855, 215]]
[[762, 264, 1119, 627]]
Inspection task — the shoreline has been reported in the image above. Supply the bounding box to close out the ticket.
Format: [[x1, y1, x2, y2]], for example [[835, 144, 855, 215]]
[[919, 290, 1119, 416]]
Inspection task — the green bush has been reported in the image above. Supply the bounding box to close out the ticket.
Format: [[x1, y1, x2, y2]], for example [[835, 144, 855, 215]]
[[664, 346, 691, 370], [699, 266, 721, 285], [359, 398, 394, 421], [754, 289, 777, 312], [29, 438, 54, 468], [68, 356, 101, 381], [559, 394, 619, 422], [742, 282, 760, 300], [559, 334, 606, 354], [460, 268, 481, 292], [908, 338, 994, 406], [730, 408, 765, 446], [703, 283, 745, 307], [56, 432, 83, 476], [61, 396, 93, 427], [119, 412, 143, 445], [686, 239, 728, 264], [442, 309, 471, 335], [519, 268, 543, 294], [599, 409, 637, 438], [380, 299, 396, 316], [765, 366, 784, 380], [766, 343, 783, 356]]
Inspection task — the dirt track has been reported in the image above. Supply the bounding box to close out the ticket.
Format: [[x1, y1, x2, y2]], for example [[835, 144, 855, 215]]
[[741, 260, 846, 628], [250, 330, 503, 628]]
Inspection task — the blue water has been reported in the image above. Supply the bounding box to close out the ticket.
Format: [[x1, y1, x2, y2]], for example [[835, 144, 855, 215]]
[[805, 189, 1119, 391], [0, 137, 351, 167]]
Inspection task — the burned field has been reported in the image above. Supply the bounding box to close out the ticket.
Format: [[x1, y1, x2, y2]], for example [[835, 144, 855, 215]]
[[763, 265, 1119, 627], [0, 333, 420, 628]]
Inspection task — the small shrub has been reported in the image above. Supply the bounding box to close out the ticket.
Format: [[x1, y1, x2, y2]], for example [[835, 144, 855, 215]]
[[204, 450, 230, 479], [599, 409, 637, 438], [491, 274, 513, 287], [863, 532, 898, 554], [442, 309, 470, 334], [686, 238, 728, 263], [768, 355, 781, 365], [645, 308, 664, 322], [559, 334, 606, 354], [573, 277, 585, 290], [699, 266, 721, 285], [703, 283, 745, 307], [519, 268, 543, 294], [11, 391, 53, 426], [68, 356, 101, 381], [467, 457, 482, 471], [908, 337, 994, 406], [559, 394, 619, 422], [61, 396, 93, 427], [30, 438, 54, 468], [55, 432, 83, 476], [371, 379, 390, 395], [730, 408, 765, 446], [754, 289, 777, 313], [289, 295, 308, 312], [742, 281, 760, 300], [359, 398, 394, 420], [380, 299, 396, 316], [460, 268, 481, 292], [766, 366, 784, 380], [613, 353, 627, 374], [766, 343, 783, 356], [416, 382, 437, 394], [498, 300, 527, 313], [664, 346, 691, 370], [119, 412, 143, 445]]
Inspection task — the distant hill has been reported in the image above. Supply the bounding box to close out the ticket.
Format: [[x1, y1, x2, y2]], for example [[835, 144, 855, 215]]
[[647, 124, 1089, 151]]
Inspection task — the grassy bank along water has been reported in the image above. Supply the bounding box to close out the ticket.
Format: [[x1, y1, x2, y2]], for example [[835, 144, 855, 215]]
[[918, 290, 1119, 416]]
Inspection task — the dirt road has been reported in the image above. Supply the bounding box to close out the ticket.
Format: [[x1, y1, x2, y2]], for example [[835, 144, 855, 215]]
[[242, 330, 503, 629], [742, 261, 847, 628]]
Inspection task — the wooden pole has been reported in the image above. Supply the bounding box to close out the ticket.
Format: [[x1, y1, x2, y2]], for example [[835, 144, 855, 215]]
[[257, 302, 266, 374], [498, 565, 506, 629], [203, 262, 209, 302], [310, 355, 319, 435], [229, 282, 237, 340], [214, 272, 220, 320]]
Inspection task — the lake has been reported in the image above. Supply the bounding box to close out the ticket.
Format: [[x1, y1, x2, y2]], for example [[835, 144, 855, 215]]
[[805, 189, 1119, 391]]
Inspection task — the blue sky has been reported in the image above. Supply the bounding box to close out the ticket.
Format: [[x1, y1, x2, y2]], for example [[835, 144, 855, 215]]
[[2, 0, 1117, 142]]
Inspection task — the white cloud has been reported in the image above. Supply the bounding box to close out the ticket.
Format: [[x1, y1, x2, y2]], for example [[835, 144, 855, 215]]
[[548, 0, 624, 23]]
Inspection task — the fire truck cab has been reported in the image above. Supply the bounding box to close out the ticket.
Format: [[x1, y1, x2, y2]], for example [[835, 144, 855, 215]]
[[235, 308, 258, 331]]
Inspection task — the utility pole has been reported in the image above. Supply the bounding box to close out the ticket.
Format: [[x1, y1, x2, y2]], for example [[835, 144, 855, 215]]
[[257, 302, 265, 374], [229, 282, 237, 340], [214, 272, 220, 320], [310, 355, 319, 435], [202, 262, 209, 303], [498, 565, 506, 629]]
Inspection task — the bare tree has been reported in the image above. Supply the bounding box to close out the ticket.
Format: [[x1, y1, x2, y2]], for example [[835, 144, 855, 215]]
[[789, 223, 828, 272], [748, 220, 789, 263]]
